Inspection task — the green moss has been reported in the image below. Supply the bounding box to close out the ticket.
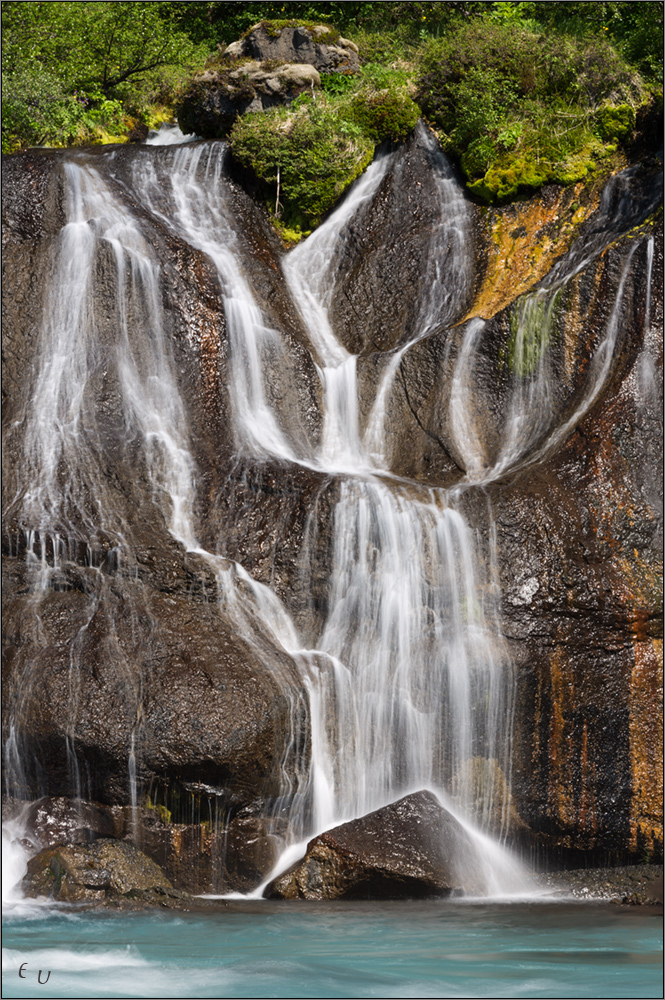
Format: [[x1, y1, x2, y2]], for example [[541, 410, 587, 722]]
[[349, 87, 420, 143], [142, 796, 172, 825], [416, 18, 647, 204], [244, 20, 341, 46], [230, 98, 374, 229], [507, 287, 564, 376], [469, 157, 549, 202], [144, 106, 175, 131], [594, 103, 636, 141]]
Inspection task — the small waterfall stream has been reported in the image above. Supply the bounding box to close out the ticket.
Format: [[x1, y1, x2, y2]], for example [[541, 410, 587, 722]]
[[3, 125, 657, 900]]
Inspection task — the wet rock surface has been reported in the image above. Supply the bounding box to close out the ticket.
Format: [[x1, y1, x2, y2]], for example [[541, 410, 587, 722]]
[[328, 126, 476, 358], [266, 791, 479, 900], [541, 864, 664, 906], [2, 127, 662, 891], [22, 838, 206, 909]]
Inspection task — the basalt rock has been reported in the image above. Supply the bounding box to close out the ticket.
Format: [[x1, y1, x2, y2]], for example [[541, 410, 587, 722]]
[[3, 576, 306, 806], [266, 791, 480, 899], [2, 121, 663, 890]]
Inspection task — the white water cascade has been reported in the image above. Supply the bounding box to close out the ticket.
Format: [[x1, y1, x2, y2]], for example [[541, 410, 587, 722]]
[[449, 165, 660, 486], [7, 130, 591, 900]]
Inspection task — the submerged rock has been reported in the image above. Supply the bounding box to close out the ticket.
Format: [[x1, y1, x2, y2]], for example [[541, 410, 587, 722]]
[[266, 791, 479, 899]]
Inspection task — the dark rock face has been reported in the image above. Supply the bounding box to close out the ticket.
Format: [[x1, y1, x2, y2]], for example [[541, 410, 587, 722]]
[[266, 791, 478, 899], [228, 23, 360, 75], [329, 128, 476, 358], [2, 127, 662, 897], [2, 146, 313, 892]]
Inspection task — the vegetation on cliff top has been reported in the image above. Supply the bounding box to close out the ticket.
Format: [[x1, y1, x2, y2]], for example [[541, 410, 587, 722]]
[[2, 2, 662, 213], [417, 17, 647, 201], [231, 97, 375, 235], [229, 80, 419, 235]]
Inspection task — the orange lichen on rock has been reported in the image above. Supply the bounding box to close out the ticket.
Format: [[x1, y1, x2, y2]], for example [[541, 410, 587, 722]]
[[465, 181, 602, 322], [547, 645, 579, 833], [629, 638, 663, 856]]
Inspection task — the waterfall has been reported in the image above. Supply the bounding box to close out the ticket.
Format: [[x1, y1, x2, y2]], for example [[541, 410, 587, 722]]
[[278, 130, 514, 857], [449, 165, 660, 485], [6, 128, 653, 900], [2, 137, 523, 895]]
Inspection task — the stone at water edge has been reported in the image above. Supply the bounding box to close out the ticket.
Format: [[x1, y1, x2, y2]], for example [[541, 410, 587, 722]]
[[265, 790, 483, 899], [22, 838, 199, 909]]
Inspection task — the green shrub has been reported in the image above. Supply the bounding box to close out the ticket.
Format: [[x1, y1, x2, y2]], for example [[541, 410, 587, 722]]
[[416, 18, 643, 201], [320, 72, 358, 97], [349, 87, 420, 142], [2, 67, 88, 151], [230, 98, 374, 231]]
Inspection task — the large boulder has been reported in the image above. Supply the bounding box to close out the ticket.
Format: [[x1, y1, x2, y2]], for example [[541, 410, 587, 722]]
[[226, 22, 360, 74], [265, 791, 480, 899], [178, 21, 359, 139], [177, 61, 321, 139], [22, 838, 193, 908]]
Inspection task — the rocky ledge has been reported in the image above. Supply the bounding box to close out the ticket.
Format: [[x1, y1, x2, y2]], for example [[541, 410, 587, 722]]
[[224, 22, 359, 73], [541, 864, 664, 906], [177, 21, 359, 138]]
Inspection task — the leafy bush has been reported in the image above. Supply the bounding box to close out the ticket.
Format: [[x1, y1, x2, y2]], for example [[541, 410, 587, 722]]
[[1, 1, 205, 150], [416, 18, 644, 201], [1, 67, 89, 151], [320, 72, 358, 97], [230, 98, 374, 230]]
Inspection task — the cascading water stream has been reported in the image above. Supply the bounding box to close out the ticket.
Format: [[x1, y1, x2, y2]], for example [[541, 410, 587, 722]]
[[277, 131, 516, 871], [3, 151, 312, 859], [362, 131, 475, 466], [7, 129, 601, 901], [449, 164, 660, 485]]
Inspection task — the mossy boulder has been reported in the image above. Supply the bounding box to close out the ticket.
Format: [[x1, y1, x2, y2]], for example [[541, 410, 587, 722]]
[[595, 103, 637, 142], [349, 88, 420, 143], [230, 98, 374, 231], [177, 61, 321, 138], [23, 839, 194, 908], [226, 21, 359, 74]]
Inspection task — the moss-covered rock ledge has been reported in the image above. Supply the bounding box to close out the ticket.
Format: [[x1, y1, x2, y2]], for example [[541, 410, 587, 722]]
[[174, 16, 660, 242], [177, 20, 419, 240]]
